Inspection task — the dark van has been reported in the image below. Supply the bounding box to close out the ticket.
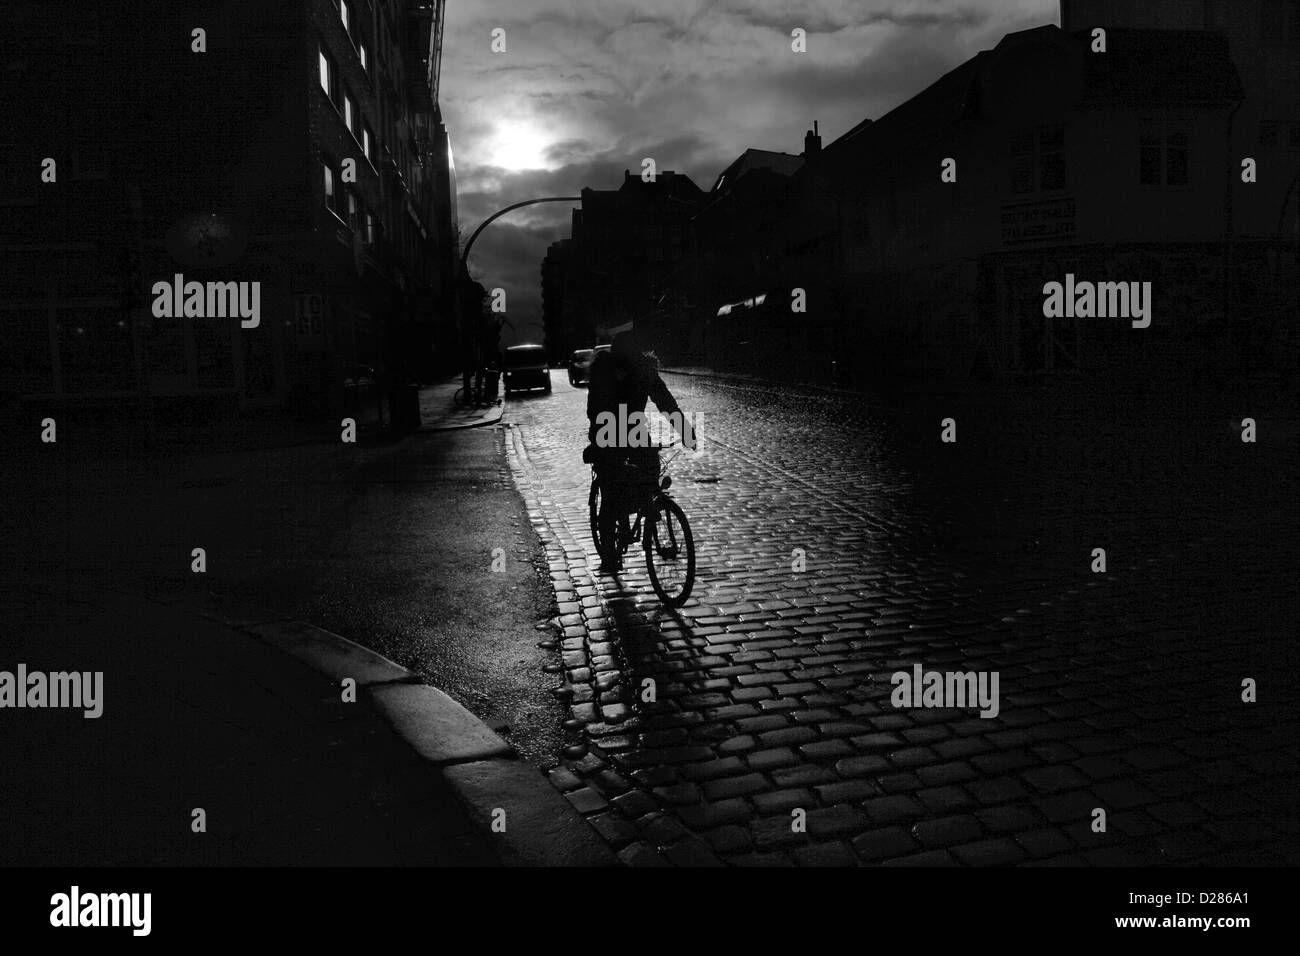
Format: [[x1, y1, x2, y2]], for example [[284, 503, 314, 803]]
[[503, 344, 551, 395]]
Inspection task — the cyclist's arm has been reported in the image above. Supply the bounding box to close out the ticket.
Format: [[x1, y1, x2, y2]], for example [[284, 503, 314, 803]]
[[648, 372, 696, 448], [647, 371, 680, 418]]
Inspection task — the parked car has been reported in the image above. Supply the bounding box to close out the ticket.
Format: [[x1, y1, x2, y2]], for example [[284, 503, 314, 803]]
[[568, 349, 595, 386], [502, 344, 551, 395]]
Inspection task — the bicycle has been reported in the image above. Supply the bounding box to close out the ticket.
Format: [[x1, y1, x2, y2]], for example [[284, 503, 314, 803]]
[[588, 442, 695, 607], [454, 367, 502, 408]]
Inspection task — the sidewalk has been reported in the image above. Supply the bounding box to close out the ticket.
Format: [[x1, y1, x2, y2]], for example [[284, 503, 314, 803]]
[[419, 377, 504, 431], [1, 576, 613, 866]]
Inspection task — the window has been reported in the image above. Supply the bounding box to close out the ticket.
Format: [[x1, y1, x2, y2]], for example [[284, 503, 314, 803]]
[[359, 43, 368, 71], [1262, 0, 1300, 44], [318, 50, 332, 98], [340, 0, 350, 33], [363, 125, 373, 161], [1165, 130, 1189, 184], [1010, 125, 1066, 194], [346, 190, 359, 232], [323, 161, 343, 218], [364, 212, 376, 245], [1038, 125, 1065, 190], [344, 94, 355, 133], [1140, 123, 1190, 186], [1260, 120, 1280, 148]]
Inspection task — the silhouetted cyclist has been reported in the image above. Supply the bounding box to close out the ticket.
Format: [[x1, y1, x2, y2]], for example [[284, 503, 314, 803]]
[[584, 330, 694, 573]]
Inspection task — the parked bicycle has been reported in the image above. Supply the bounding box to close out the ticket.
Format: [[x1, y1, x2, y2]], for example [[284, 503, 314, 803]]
[[588, 442, 695, 607], [453, 365, 501, 408]]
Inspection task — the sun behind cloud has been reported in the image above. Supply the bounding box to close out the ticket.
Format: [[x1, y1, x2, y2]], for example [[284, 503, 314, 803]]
[[485, 121, 552, 171]]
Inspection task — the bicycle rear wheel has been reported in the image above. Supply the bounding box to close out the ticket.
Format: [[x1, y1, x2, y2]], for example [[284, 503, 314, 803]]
[[589, 476, 607, 563], [644, 496, 695, 607]]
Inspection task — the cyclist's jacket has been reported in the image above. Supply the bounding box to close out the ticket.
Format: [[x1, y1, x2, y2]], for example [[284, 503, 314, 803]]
[[585, 351, 681, 452]]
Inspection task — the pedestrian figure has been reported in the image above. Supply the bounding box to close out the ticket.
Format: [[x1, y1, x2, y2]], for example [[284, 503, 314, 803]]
[[476, 315, 503, 404]]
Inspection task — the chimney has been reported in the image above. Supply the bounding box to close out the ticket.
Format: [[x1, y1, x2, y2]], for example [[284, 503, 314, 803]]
[[803, 121, 822, 158]]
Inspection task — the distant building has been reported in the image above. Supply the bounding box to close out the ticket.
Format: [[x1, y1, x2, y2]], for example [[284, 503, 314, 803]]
[[1, 0, 459, 418], [822, 21, 1289, 382], [550, 170, 706, 362], [677, 19, 1295, 386], [541, 238, 577, 363], [1060, 0, 1300, 275], [689, 144, 806, 372]]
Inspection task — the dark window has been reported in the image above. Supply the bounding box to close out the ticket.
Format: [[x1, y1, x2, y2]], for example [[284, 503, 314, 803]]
[[1263, 0, 1286, 38], [0, 308, 52, 392], [1010, 128, 1034, 195], [1140, 131, 1163, 185], [1261, 0, 1300, 43], [57, 308, 134, 393], [323, 161, 343, 219], [1260, 120, 1280, 148], [1140, 123, 1191, 186], [1010, 125, 1065, 194], [1165, 130, 1189, 185], [1038, 124, 1065, 190]]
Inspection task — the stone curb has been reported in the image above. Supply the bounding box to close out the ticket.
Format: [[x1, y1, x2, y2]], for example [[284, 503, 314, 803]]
[[241, 613, 616, 866], [418, 402, 505, 432]]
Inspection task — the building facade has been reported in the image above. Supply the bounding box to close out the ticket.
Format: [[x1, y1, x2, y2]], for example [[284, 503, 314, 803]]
[[1, 0, 459, 420], [675, 13, 1297, 387]]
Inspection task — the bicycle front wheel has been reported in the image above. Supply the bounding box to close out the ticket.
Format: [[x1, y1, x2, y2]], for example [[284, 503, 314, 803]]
[[644, 496, 695, 607]]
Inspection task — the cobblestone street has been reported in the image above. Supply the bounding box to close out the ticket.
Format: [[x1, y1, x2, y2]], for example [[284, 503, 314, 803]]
[[506, 371, 1299, 866]]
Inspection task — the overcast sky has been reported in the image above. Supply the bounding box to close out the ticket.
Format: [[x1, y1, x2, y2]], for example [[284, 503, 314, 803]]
[[440, 0, 1058, 346]]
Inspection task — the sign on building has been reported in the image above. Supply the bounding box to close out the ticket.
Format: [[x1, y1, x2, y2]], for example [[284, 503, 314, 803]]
[[1000, 197, 1077, 246]]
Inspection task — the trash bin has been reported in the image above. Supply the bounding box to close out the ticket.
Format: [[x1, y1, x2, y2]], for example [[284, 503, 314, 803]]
[[341, 364, 382, 432]]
